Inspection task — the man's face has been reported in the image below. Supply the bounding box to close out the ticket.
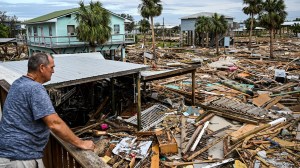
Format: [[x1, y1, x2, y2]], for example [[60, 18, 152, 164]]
[[40, 56, 55, 83]]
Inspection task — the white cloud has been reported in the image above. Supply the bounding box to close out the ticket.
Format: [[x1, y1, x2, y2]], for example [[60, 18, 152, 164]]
[[0, 0, 299, 25]]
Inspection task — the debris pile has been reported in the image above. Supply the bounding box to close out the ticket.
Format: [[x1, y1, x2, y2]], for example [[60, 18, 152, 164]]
[[71, 37, 300, 167]]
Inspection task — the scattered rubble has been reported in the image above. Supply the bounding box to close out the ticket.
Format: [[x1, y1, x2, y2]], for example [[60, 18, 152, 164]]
[[63, 37, 300, 167], [49, 37, 300, 167]]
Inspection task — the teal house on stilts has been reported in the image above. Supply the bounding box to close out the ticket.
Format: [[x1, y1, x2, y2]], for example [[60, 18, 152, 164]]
[[23, 6, 134, 59]]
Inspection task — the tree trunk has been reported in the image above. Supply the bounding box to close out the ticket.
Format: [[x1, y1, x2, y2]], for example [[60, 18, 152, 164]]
[[249, 14, 253, 51], [143, 33, 146, 47], [143, 33, 146, 64], [201, 33, 205, 47], [215, 33, 219, 55], [150, 17, 156, 62], [206, 32, 209, 48], [270, 29, 274, 59]]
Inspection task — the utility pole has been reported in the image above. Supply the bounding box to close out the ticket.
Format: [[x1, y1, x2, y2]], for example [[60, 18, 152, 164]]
[[163, 17, 165, 48]]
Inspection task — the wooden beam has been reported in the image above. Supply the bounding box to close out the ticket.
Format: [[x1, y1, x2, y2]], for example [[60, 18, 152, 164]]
[[185, 134, 228, 161], [150, 144, 159, 168], [135, 73, 142, 130], [182, 124, 203, 154], [111, 78, 116, 116]]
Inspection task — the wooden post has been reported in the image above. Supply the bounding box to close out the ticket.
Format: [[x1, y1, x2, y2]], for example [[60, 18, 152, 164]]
[[121, 48, 126, 62], [135, 73, 142, 130], [111, 78, 116, 116], [110, 50, 114, 60], [192, 70, 196, 105]]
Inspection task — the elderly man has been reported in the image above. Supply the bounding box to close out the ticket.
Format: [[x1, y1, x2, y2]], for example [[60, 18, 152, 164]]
[[0, 53, 95, 168]]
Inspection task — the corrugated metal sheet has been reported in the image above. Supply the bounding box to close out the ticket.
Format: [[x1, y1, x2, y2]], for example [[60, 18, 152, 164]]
[[0, 53, 148, 88], [0, 38, 16, 43]]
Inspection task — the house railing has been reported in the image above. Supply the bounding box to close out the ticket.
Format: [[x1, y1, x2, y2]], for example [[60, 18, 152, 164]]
[[22, 34, 135, 48], [43, 134, 109, 168]]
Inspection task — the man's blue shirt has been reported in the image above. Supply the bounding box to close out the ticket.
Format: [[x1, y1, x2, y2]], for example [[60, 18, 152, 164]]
[[0, 76, 55, 160]]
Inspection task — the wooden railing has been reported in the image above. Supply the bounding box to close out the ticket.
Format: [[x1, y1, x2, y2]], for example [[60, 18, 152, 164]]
[[43, 135, 81, 168], [22, 34, 135, 48], [43, 134, 109, 168]]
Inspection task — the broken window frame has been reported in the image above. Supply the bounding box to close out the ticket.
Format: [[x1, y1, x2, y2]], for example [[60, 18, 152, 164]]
[[67, 25, 75, 36]]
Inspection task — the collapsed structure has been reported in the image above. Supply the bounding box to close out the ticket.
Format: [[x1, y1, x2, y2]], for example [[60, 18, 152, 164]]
[[0, 36, 300, 167]]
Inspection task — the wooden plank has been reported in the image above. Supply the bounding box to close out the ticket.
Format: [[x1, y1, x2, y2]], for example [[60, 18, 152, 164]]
[[180, 117, 187, 150], [151, 144, 160, 168], [63, 149, 68, 168], [230, 124, 258, 138], [156, 130, 178, 154], [185, 135, 228, 161], [253, 94, 271, 107], [43, 136, 53, 168], [182, 124, 203, 154], [190, 121, 209, 151], [136, 73, 141, 131], [68, 155, 74, 168], [264, 96, 282, 110], [56, 141, 63, 168], [51, 137, 58, 168]]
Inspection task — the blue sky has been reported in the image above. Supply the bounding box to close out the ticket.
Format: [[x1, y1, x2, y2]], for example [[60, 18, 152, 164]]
[[0, 0, 299, 25]]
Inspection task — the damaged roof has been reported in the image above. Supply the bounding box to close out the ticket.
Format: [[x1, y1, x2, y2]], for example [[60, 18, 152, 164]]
[[0, 53, 148, 89], [180, 12, 233, 19]]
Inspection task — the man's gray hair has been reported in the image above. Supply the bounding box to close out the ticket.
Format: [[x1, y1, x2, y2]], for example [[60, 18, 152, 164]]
[[28, 53, 53, 72]]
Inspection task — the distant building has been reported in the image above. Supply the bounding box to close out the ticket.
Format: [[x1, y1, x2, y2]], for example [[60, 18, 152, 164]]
[[281, 21, 300, 36], [2, 21, 26, 37], [22, 6, 135, 58], [180, 12, 234, 47]]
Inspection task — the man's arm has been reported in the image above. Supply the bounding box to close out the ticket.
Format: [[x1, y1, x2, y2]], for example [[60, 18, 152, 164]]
[[42, 113, 95, 151]]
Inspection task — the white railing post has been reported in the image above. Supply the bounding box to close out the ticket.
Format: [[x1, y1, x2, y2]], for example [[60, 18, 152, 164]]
[[50, 37, 52, 48]]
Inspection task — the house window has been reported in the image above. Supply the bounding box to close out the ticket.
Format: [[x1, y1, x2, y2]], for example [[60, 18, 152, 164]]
[[49, 25, 52, 36], [67, 25, 75, 36], [114, 24, 120, 34], [33, 26, 37, 36], [28, 27, 32, 36]]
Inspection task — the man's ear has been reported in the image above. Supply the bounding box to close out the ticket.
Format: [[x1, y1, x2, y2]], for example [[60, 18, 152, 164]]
[[39, 64, 44, 73]]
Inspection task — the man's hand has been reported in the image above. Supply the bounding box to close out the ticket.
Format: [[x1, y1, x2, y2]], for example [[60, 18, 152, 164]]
[[78, 140, 95, 151], [43, 113, 95, 151]]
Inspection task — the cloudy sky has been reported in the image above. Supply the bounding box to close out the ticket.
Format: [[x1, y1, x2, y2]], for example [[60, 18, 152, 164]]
[[0, 0, 299, 25]]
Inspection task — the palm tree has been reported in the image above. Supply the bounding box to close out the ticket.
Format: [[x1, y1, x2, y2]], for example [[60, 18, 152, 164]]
[[243, 0, 263, 50], [139, 18, 150, 48], [211, 13, 228, 55], [139, 18, 150, 64], [259, 0, 287, 59], [75, 1, 112, 52], [195, 16, 212, 47], [138, 0, 163, 62]]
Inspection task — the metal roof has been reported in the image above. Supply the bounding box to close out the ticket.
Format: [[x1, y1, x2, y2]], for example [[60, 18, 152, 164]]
[[0, 53, 148, 89], [282, 21, 300, 26], [141, 65, 200, 82], [180, 12, 233, 19], [24, 6, 126, 24], [0, 38, 16, 43]]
